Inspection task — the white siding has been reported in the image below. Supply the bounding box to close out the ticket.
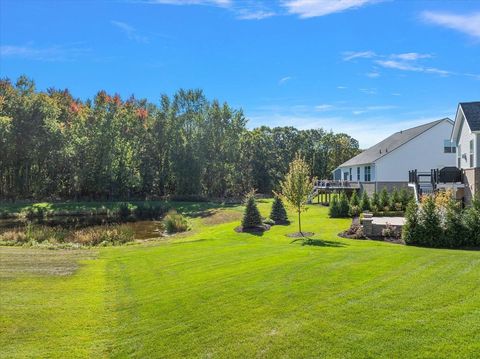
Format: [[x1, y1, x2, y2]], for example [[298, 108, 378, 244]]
[[477, 134, 480, 168], [456, 115, 477, 169], [338, 163, 376, 182], [375, 120, 455, 182]]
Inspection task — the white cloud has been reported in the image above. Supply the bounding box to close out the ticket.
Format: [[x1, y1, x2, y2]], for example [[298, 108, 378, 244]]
[[283, 0, 381, 18], [278, 76, 293, 85], [111, 21, 149, 43], [343, 50, 376, 61], [236, 9, 276, 20], [366, 71, 380, 78], [0, 44, 90, 61], [391, 52, 432, 61], [337, 86, 347, 89], [375, 59, 451, 76], [422, 11, 480, 39], [315, 104, 333, 111]]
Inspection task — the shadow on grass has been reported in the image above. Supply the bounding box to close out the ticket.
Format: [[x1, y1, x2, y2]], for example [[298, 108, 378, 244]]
[[290, 237, 347, 248], [302, 239, 347, 247]]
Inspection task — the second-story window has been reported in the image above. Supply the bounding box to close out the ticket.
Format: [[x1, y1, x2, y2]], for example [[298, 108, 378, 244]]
[[349, 168, 352, 181], [364, 166, 371, 182], [444, 139, 456, 153], [357, 167, 360, 181]]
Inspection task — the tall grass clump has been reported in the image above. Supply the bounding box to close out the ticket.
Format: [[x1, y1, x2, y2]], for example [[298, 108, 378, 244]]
[[163, 210, 189, 234], [71, 225, 134, 246], [0, 224, 134, 247]]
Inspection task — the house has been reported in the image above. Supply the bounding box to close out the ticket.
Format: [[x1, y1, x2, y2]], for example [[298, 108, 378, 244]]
[[333, 118, 456, 195], [451, 101, 480, 203]]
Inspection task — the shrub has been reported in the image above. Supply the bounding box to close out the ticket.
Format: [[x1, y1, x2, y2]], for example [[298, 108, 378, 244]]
[[338, 192, 350, 217], [118, 203, 131, 220], [382, 223, 398, 238], [329, 196, 340, 218], [241, 192, 263, 229], [464, 196, 480, 247], [399, 188, 413, 210], [402, 201, 419, 245], [359, 191, 371, 212], [349, 191, 360, 207], [344, 223, 364, 239], [349, 205, 360, 217], [163, 210, 189, 234], [442, 198, 467, 248], [263, 218, 275, 226], [270, 196, 288, 224], [371, 191, 380, 209], [417, 195, 442, 247], [390, 187, 401, 208], [24, 206, 46, 220], [379, 188, 390, 210]]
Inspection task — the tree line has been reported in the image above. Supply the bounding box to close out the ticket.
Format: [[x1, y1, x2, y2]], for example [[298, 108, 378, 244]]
[[0, 76, 360, 201]]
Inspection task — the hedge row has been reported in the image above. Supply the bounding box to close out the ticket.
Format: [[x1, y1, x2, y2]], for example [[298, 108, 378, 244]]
[[403, 195, 480, 248]]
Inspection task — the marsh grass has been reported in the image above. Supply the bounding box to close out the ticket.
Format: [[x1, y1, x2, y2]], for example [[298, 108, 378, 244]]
[[0, 224, 134, 248], [163, 210, 189, 233]]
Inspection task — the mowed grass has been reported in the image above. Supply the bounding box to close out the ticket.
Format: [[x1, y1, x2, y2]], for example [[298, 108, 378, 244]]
[[1, 200, 480, 358]]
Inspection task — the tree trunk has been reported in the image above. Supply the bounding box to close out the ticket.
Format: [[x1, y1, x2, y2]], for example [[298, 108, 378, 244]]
[[298, 210, 302, 235]]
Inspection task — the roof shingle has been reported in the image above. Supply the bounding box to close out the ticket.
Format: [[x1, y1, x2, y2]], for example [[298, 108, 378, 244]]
[[337, 118, 451, 168], [460, 101, 480, 132]]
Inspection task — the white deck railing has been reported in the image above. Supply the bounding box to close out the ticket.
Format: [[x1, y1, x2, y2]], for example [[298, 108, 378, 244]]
[[314, 180, 361, 189]]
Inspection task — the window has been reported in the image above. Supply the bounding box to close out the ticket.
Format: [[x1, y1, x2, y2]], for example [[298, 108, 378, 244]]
[[470, 140, 474, 168], [458, 144, 461, 168], [444, 139, 456, 153], [357, 167, 360, 181], [349, 168, 352, 181], [364, 166, 371, 182], [343, 172, 348, 181]]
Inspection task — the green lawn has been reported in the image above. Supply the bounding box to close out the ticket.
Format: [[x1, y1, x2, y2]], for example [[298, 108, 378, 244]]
[[1, 201, 480, 358]]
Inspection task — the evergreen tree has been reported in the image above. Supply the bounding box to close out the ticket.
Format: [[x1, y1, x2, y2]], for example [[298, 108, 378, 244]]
[[270, 196, 288, 224], [418, 196, 442, 247], [371, 191, 380, 211], [443, 198, 466, 248], [402, 201, 419, 245], [379, 187, 390, 210], [241, 192, 262, 229], [391, 187, 401, 210], [464, 195, 480, 247], [350, 191, 360, 207], [399, 188, 412, 210], [359, 191, 371, 212], [329, 195, 340, 218], [338, 191, 350, 217]]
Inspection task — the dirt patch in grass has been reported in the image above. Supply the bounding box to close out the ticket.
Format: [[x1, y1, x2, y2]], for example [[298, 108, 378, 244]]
[[0, 247, 97, 278], [202, 210, 242, 226], [286, 232, 314, 238]]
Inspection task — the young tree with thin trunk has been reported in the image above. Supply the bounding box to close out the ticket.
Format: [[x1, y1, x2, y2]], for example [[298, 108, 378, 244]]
[[276, 154, 316, 235]]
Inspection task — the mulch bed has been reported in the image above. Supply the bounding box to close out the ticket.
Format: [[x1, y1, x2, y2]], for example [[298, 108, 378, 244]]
[[234, 224, 271, 233], [286, 232, 314, 238]]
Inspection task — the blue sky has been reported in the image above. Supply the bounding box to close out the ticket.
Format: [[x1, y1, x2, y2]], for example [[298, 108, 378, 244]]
[[1, 0, 479, 147]]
